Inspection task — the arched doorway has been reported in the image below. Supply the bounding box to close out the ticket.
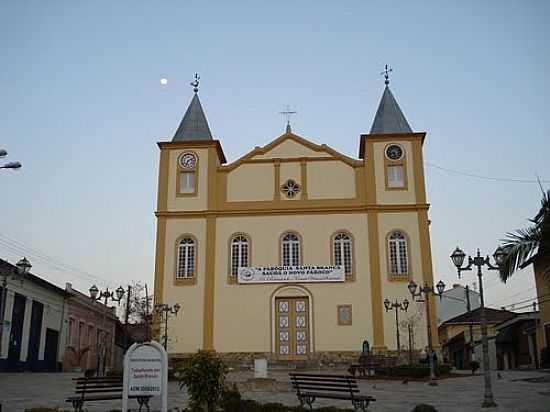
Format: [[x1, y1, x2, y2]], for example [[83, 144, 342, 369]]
[[271, 285, 313, 360]]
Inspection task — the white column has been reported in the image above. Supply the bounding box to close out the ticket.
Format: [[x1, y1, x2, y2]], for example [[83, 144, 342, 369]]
[[19, 297, 33, 362], [38, 305, 48, 361], [1, 291, 15, 359]]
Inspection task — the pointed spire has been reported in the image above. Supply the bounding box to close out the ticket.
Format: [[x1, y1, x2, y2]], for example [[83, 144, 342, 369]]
[[369, 66, 413, 134], [370, 85, 413, 134], [172, 74, 213, 142]]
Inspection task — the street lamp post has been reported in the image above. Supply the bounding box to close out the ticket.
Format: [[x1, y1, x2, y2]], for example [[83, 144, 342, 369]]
[[0, 149, 22, 170], [0, 258, 32, 357], [383, 298, 409, 355], [154, 303, 181, 349], [450, 246, 505, 408], [407, 279, 445, 385], [89, 285, 125, 376]]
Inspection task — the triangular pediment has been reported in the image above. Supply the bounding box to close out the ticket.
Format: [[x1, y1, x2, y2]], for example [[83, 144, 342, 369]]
[[222, 132, 360, 171]]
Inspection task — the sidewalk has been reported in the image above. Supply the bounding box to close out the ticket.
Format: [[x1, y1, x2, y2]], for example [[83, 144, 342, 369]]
[[0, 369, 549, 411]]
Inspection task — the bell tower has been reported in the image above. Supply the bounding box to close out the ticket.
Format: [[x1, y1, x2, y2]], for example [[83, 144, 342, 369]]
[[359, 67, 439, 350], [153, 75, 225, 351]]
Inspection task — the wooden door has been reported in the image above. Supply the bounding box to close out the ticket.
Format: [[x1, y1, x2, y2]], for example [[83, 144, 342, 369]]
[[275, 297, 309, 359]]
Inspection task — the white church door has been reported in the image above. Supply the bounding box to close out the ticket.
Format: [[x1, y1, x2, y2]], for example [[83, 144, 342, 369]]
[[275, 297, 310, 359]]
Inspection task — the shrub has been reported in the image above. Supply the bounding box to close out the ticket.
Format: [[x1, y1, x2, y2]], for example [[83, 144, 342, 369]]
[[177, 350, 228, 412], [411, 404, 438, 412]]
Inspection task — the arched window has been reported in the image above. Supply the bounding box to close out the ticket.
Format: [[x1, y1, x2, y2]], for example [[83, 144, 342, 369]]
[[388, 231, 408, 276], [333, 232, 353, 277], [177, 237, 195, 278], [281, 233, 300, 266], [231, 235, 249, 277]]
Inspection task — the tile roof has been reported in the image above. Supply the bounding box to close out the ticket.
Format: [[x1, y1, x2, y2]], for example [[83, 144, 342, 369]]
[[441, 307, 516, 325]]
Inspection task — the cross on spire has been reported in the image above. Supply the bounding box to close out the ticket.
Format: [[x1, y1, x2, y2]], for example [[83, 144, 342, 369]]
[[381, 64, 393, 86], [190, 73, 200, 93], [279, 105, 297, 133]]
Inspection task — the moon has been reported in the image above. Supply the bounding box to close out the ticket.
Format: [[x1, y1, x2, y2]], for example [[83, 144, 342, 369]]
[[160, 78, 168, 85]]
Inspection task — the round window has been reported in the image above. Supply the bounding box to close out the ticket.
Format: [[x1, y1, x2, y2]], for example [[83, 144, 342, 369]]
[[281, 179, 301, 198], [385, 144, 403, 161]]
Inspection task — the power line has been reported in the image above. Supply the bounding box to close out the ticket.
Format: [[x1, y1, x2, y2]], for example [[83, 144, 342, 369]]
[[0, 234, 114, 288], [425, 162, 550, 184], [489, 287, 536, 306], [509, 296, 550, 312], [500, 291, 550, 309]]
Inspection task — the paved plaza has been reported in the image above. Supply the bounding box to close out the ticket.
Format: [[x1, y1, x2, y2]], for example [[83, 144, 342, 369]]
[[0, 369, 549, 412]]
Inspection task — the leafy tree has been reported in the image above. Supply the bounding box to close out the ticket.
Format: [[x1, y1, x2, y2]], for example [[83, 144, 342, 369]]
[[499, 188, 550, 282]]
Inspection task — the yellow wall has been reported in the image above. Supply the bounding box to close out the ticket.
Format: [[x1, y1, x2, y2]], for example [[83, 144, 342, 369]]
[[308, 161, 356, 200], [162, 219, 206, 352], [227, 163, 274, 202], [377, 212, 428, 349], [212, 213, 373, 352]]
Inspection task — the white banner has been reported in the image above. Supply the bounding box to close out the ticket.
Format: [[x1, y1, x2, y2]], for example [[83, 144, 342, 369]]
[[238, 265, 345, 284]]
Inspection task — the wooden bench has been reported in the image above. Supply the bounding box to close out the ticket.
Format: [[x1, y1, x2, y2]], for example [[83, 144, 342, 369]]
[[348, 355, 398, 377], [65, 376, 151, 412], [289, 373, 375, 411]]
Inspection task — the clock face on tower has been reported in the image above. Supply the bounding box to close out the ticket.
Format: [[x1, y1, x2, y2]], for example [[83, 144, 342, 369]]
[[179, 153, 197, 169], [385, 144, 403, 161]]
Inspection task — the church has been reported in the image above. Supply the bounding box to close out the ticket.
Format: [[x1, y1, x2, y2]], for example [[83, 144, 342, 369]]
[[153, 73, 439, 363]]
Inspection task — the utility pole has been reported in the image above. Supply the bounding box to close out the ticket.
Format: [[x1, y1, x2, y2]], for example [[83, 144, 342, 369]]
[[124, 285, 131, 350], [145, 284, 150, 341], [465, 285, 475, 363]]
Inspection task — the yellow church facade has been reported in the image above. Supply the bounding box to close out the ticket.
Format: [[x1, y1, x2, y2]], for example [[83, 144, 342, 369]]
[[153, 77, 439, 362]]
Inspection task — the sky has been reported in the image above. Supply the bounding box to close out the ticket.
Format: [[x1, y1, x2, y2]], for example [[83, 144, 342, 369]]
[[1, 1, 549, 312]]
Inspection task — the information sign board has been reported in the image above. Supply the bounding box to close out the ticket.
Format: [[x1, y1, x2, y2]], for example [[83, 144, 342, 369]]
[[122, 341, 167, 412]]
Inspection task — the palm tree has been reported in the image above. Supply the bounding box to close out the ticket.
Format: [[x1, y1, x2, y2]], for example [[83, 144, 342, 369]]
[[499, 188, 550, 282]]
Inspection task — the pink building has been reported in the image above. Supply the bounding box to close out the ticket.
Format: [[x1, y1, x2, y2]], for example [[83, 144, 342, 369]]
[[62, 283, 120, 372]]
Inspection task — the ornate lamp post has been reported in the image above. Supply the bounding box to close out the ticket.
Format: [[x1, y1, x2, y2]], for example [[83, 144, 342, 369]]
[[154, 303, 181, 349], [89, 285, 125, 376], [383, 298, 409, 355], [407, 279, 445, 385], [0, 258, 32, 356], [450, 246, 505, 408]]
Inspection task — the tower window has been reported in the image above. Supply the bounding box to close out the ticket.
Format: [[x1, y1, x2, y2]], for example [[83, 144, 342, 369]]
[[387, 165, 404, 188], [388, 231, 409, 277], [179, 172, 196, 193], [281, 232, 301, 266], [177, 237, 196, 278]]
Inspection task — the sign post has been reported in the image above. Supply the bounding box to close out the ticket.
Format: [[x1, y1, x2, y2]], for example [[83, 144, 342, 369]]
[[122, 340, 168, 412]]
